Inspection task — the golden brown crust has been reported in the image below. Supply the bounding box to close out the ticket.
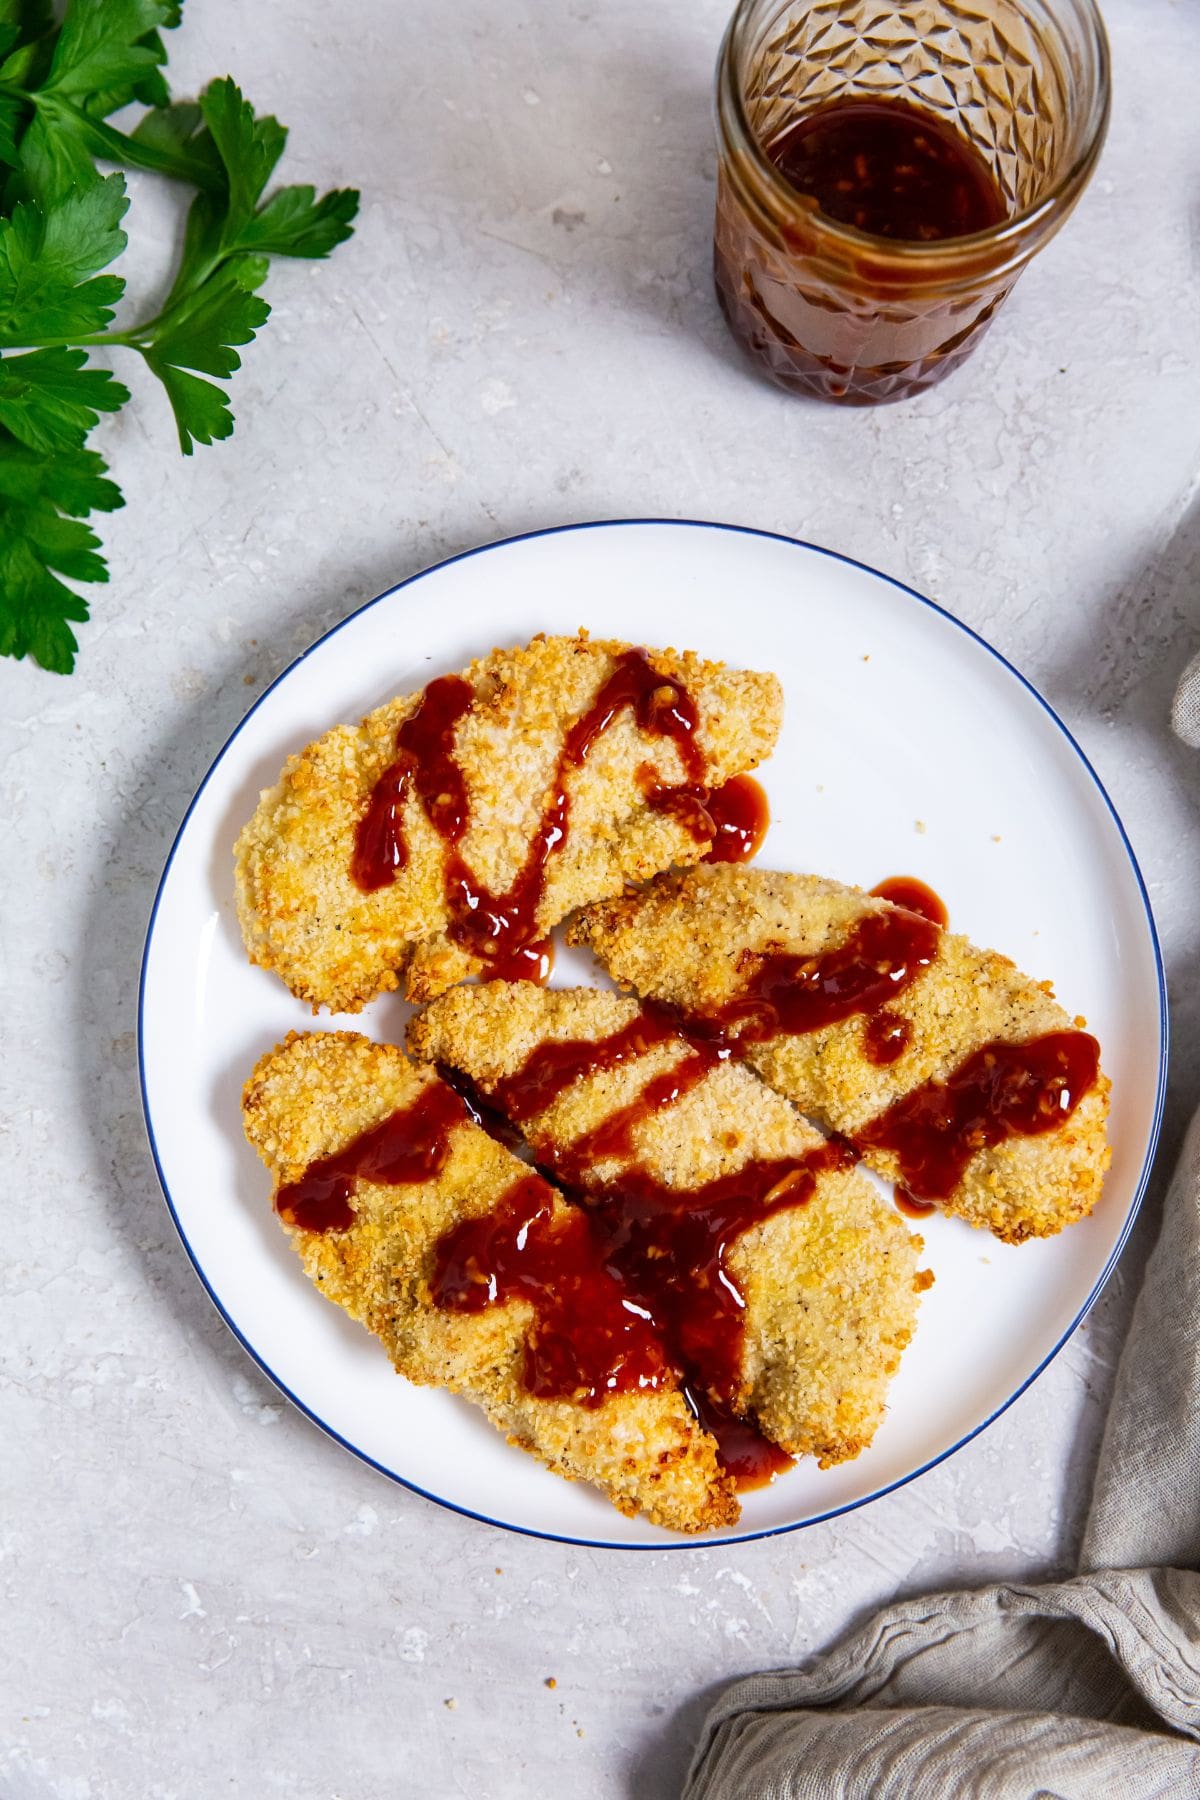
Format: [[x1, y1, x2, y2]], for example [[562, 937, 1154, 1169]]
[[569, 867, 1112, 1244], [234, 634, 782, 1014], [242, 1030, 737, 1533], [409, 985, 929, 1468]]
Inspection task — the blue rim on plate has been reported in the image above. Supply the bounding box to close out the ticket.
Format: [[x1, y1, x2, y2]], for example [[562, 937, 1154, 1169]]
[[137, 518, 1169, 1550]]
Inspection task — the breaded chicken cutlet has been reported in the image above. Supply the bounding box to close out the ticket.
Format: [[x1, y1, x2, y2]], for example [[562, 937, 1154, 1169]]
[[409, 985, 930, 1468], [242, 1031, 737, 1533], [235, 634, 782, 1014], [570, 867, 1111, 1244]]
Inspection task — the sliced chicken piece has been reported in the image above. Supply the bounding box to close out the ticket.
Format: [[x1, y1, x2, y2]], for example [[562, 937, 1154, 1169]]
[[571, 866, 1110, 1244], [243, 1030, 738, 1533], [235, 634, 781, 1012], [410, 985, 930, 1468]]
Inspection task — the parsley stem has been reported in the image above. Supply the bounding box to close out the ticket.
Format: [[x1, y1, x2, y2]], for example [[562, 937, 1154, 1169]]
[[47, 100, 222, 192], [5, 244, 247, 351], [0, 88, 221, 188], [2, 331, 137, 349]]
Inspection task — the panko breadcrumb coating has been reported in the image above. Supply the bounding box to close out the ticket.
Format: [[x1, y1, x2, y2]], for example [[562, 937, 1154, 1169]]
[[234, 634, 782, 1014], [409, 985, 930, 1468], [570, 867, 1111, 1244], [242, 1031, 737, 1533]]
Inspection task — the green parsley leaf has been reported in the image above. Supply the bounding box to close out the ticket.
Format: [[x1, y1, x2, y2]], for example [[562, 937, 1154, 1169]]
[[12, 0, 187, 201], [140, 254, 269, 452], [0, 174, 127, 342], [0, 434, 121, 513], [161, 185, 222, 306], [0, 526, 90, 670], [0, 6, 54, 105], [145, 253, 269, 378], [0, 428, 122, 671], [0, 38, 51, 90], [199, 77, 286, 243], [0, 1, 55, 46], [0, 91, 26, 167], [236, 183, 359, 259], [14, 105, 98, 204], [83, 8, 183, 118], [0, 7, 53, 171], [141, 362, 229, 452], [0, 345, 128, 451], [40, 0, 173, 106], [17, 487, 107, 579]]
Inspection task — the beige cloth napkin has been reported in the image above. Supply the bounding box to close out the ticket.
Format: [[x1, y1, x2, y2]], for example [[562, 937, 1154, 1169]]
[[1172, 654, 1200, 748], [685, 1110, 1200, 1799]]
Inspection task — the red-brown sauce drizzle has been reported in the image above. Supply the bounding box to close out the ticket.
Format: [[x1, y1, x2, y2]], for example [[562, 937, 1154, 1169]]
[[568, 650, 706, 781], [352, 649, 714, 967], [567, 1047, 722, 1168], [695, 1396, 795, 1489], [858, 1031, 1102, 1202], [350, 760, 409, 892], [870, 876, 949, 929], [894, 1188, 935, 1220], [642, 776, 715, 844], [274, 1080, 467, 1233], [435, 1063, 529, 1156], [640, 770, 770, 866], [351, 675, 474, 891], [550, 1141, 854, 1458], [430, 1175, 668, 1406], [699, 908, 940, 1051], [491, 1001, 708, 1125], [703, 774, 770, 865], [862, 1009, 911, 1066], [487, 937, 555, 986]]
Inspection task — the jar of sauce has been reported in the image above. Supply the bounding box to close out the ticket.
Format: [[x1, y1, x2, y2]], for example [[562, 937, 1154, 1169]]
[[714, 0, 1110, 404]]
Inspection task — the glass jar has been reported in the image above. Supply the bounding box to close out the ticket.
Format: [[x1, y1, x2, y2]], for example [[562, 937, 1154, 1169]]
[[713, 0, 1111, 403]]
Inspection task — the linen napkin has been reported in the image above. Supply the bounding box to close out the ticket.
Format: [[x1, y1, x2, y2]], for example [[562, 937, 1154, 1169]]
[[1171, 652, 1200, 748], [684, 1108, 1200, 1798]]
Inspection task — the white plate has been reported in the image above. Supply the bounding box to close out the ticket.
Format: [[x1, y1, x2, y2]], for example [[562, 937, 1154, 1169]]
[[139, 520, 1166, 1549]]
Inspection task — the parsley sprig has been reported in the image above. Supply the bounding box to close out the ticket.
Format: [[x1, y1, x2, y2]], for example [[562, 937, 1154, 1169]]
[[0, 0, 358, 673]]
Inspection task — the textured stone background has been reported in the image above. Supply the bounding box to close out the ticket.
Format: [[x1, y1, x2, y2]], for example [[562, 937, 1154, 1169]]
[[4, 1, 1200, 1794]]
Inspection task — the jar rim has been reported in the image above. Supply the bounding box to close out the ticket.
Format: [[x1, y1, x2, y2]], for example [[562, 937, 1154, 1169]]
[[716, 0, 1112, 271]]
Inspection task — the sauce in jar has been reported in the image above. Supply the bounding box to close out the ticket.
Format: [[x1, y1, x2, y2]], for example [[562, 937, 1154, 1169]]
[[714, 0, 1110, 405], [714, 92, 1016, 404], [768, 98, 1007, 244]]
